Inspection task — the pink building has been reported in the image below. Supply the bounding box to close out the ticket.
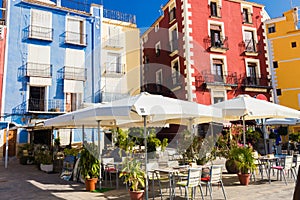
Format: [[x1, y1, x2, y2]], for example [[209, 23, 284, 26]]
[[141, 0, 271, 105]]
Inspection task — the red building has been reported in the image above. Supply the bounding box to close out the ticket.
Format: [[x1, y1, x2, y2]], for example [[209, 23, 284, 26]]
[[0, 23, 6, 116], [141, 0, 271, 105]]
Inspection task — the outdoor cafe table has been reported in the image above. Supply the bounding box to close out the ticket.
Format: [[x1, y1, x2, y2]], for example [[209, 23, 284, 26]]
[[107, 161, 122, 189], [258, 156, 283, 184]]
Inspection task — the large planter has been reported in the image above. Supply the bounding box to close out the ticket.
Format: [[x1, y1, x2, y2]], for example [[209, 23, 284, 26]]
[[129, 190, 144, 200], [40, 164, 53, 173], [225, 159, 239, 174], [85, 178, 98, 191], [238, 173, 251, 185]]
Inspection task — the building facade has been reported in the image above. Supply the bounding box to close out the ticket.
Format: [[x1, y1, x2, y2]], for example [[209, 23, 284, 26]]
[[265, 8, 300, 110], [141, 0, 272, 106], [0, 0, 139, 158]]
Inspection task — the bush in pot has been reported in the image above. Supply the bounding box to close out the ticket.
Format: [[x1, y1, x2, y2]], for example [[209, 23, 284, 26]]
[[79, 143, 100, 191], [119, 158, 145, 200], [229, 145, 256, 185]]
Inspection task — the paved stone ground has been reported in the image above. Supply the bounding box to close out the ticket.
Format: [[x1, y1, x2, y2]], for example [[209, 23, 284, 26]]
[[0, 158, 296, 200]]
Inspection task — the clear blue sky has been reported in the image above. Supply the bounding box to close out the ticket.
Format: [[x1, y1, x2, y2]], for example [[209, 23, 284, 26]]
[[103, 0, 297, 28]]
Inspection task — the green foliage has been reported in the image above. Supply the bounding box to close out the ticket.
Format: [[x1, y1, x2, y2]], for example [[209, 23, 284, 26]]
[[115, 129, 135, 155], [34, 145, 53, 165], [289, 132, 300, 142], [229, 145, 256, 174], [245, 129, 262, 144], [63, 148, 80, 157], [278, 126, 288, 136], [79, 143, 100, 179], [119, 158, 145, 191], [18, 143, 34, 157]]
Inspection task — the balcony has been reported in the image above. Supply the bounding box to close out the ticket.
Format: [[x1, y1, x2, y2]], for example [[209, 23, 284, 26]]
[[64, 31, 87, 46], [240, 75, 272, 92], [168, 39, 179, 56], [103, 9, 136, 24], [101, 92, 129, 103], [103, 38, 123, 50], [204, 36, 229, 53], [27, 25, 53, 41], [63, 66, 87, 81], [12, 99, 65, 114], [199, 70, 238, 88], [25, 62, 52, 78], [243, 39, 259, 56], [103, 62, 125, 77]]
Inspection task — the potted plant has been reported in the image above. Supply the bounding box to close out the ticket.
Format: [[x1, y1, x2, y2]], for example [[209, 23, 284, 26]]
[[229, 145, 256, 185], [40, 152, 54, 173], [78, 144, 100, 191], [119, 158, 145, 200]]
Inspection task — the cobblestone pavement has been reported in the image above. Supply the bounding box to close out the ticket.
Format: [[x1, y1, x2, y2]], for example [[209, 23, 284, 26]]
[[0, 159, 296, 200]]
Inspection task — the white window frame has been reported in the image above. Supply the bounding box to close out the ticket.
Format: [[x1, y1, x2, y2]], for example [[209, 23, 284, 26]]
[[245, 58, 261, 78], [171, 57, 180, 84], [156, 69, 163, 92], [65, 16, 86, 45], [208, 0, 222, 8], [211, 90, 226, 104], [208, 20, 225, 41], [155, 42, 161, 56], [210, 54, 228, 77], [241, 3, 253, 23]]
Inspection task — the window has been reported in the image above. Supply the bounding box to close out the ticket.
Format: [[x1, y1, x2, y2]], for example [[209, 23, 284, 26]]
[[210, 25, 222, 47], [212, 91, 225, 104], [155, 42, 161, 56], [212, 59, 224, 82], [292, 42, 297, 48], [169, 25, 178, 53], [169, 2, 176, 22], [27, 44, 51, 77], [66, 93, 82, 112], [29, 86, 46, 111], [156, 69, 163, 92], [273, 61, 278, 68], [210, 1, 220, 17], [276, 89, 282, 96], [155, 24, 159, 32], [64, 49, 85, 80], [171, 59, 180, 85], [246, 62, 258, 85], [268, 24, 276, 33], [244, 30, 256, 52], [106, 53, 122, 74], [108, 26, 121, 47], [242, 8, 252, 23], [65, 17, 86, 45], [30, 9, 52, 40]]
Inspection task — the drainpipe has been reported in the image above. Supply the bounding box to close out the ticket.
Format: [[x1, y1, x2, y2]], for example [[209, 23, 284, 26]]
[[91, 18, 95, 103]]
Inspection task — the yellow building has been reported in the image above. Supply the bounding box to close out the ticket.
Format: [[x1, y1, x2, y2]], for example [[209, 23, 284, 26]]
[[265, 8, 300, 110], [101, 11, 140, 102]]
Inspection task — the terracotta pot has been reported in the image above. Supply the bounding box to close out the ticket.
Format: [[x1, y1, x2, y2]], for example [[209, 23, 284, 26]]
[[129, 190, 144, 200], [238, 173, 251, 185], [85, 178, 98, 191]]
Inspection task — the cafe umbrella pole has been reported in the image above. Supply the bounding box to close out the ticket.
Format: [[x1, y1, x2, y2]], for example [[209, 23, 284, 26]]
[[97, 120, 102, 190], [143, 115, 148, 200]]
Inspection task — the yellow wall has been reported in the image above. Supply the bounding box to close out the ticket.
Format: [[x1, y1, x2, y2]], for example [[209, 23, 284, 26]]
[[266, 8, 300, 110]]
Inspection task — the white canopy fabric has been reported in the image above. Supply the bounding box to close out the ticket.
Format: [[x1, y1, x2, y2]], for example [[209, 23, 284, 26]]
[[212, 94, 300, 145], [265, 118, 300, 125], [44, 92, 222, 128]]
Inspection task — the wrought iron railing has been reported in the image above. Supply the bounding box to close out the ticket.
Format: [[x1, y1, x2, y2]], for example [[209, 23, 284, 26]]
[[240, 75, 270, 87], [169, 39, 179, 53], [244, 39, 258, 53], [104, 62, 125, 75], [64, 31, 87, 46], [202, 70, 238, 85], [28, 25, 53, 41], [25, 62, 52, 78], [204, 36, 229, 50], [63, 66, 87, 81]]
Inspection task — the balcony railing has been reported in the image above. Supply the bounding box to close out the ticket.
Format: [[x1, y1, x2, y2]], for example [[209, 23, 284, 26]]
[[12, 98, 64, 114], [104, 62, 125, 76], [202, 70, 238, 85], [64, 31, 87, 46], [241, 75, 270, 87], [204, 36, 229, 52], [103, 9, 136, 24], [63, 66, 87, 81], [28, 25, 53, 41], [101, 92, 129, 103], [26, 62, 52, 78], [244, 39, 258, 53]]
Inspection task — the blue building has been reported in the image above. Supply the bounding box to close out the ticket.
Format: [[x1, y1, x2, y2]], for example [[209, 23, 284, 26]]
[[1, 0, 103, 151]]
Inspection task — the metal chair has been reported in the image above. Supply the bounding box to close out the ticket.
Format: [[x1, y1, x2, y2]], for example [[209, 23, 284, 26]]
[[271, 155, 296, 185], [176, 167, 204, 200], [201, 165, 227, 200]]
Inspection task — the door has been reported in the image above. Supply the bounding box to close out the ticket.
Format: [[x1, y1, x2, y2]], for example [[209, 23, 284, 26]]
[[29, 86, 45, 111], [2, 130, 17, 157]]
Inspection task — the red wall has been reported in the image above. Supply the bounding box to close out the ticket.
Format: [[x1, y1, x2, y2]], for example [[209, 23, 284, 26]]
[[0, 27, 7, 115]]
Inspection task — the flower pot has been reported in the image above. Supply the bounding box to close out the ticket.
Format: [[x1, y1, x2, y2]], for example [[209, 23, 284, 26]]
[[225, 159, 239, 174], [85, 178, 98, 191], [129, 190, 144, 200], [40, 164, 53, 173], [238, 173, 251, 185]]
